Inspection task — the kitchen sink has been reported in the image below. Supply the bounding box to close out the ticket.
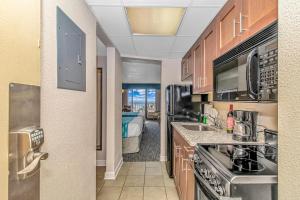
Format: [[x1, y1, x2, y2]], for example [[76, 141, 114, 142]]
[[181, 124, 215, 131]]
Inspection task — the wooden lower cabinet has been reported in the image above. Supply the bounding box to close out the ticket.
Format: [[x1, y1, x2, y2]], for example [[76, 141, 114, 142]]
[[173, 129, 195, 200]]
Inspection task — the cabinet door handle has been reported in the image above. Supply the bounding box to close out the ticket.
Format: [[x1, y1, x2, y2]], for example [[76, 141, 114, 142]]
[[184, 146, 194, 153], [175, 146, 181, 156], [187, 63, 189, 74], [239, 12, 247, 33], [233, 18, 236, 38], [181, 158, 188, 171]]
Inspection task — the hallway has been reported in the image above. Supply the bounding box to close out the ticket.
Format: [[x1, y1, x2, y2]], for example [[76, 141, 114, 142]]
[[96, 162, 178, 200], [123, 121, 160, 162]]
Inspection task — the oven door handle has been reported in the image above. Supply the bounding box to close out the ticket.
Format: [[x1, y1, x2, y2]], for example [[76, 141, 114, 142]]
[[246, 48, 258, 99], [194, 169, 242, 200]]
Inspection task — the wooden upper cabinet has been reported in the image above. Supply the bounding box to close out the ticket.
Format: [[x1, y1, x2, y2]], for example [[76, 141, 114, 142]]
[[216, 0, 240, 55], [238, 0, 278, 41], [181, 52, 193, 81], [187, 52, 194, 78], [193, 43, 202, 94], [200, 21, 217, 93], [187, 0, 278, 91], [181, 58, 188, 81]]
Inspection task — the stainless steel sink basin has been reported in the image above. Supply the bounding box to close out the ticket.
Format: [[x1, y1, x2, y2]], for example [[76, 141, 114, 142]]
[[181, 124, 215, 131]]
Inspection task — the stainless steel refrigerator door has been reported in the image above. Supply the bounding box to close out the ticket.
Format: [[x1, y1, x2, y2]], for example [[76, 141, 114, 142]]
[[9, 83, 41, 200], [165, 85, 174, 115]]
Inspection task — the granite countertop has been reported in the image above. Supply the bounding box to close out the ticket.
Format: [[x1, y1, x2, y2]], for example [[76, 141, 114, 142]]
[[171, 122, 265, 146]]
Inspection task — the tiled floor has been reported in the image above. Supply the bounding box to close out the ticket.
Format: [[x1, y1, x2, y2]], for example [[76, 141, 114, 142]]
[[96, 161, 179, 200]]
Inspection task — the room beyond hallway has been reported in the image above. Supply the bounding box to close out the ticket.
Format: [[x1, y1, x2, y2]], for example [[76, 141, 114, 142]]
[[123, 121, 160, 162]]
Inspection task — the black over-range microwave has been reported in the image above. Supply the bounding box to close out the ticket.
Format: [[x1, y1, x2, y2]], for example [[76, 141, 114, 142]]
[[213, 22, 278, 102]]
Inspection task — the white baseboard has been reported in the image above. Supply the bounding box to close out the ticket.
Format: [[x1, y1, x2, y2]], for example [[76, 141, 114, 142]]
[[104, 171, 115, 180], [104, 157, 123, 180], [160, 155, 167, 162], [114, 157, 123, 177], [96, 160, 106, 166]]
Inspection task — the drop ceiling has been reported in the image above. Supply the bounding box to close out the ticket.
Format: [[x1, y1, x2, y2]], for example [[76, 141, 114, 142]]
[[87, 0, 227, 59]]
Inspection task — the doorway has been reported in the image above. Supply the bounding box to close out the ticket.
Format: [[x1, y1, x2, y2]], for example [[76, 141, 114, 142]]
[[122, 86, 161, 162]]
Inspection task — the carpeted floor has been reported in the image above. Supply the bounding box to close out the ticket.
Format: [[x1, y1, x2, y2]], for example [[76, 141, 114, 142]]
[[123, 120, 160, 162]]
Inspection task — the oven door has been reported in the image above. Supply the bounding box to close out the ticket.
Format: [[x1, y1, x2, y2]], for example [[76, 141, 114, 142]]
[[194, 166, 242, 200], [194, 168, 220, 200], [194, 168, 222, 200]]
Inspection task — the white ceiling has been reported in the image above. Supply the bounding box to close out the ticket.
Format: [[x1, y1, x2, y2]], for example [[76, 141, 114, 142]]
[[87, 0, 226, 59]]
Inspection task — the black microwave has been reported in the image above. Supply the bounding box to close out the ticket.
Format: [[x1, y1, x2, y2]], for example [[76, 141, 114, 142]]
[[213, 22, 278, 102]]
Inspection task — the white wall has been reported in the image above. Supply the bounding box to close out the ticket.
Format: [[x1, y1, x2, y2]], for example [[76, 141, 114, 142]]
[[123, 61, 161, 83], [96, 56, 107, 164], [105, 47, 123, 179], [278, 0, 300, 199], [40, 0, 97, 200], [160, 59, 191, 160]]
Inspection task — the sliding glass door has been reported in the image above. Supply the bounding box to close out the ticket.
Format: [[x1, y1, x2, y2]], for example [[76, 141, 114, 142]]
[[125, 87, 161, 119], [128, 89, 146, 113], [147, 89, 156, 112]]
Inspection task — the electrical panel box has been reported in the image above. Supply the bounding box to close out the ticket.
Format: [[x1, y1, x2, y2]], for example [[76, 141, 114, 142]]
[[57, 7, 86, 91]]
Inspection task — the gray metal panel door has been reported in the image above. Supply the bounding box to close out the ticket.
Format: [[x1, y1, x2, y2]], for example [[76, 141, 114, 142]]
[[57, 7, 86, 91]]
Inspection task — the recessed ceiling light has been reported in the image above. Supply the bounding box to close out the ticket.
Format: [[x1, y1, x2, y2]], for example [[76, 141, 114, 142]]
[[126, 7, 186, 36]]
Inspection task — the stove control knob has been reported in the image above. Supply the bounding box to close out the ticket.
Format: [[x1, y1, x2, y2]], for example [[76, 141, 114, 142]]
[[215, 186, 225, 196], [209, 178, 217, 186], [215, 178, 221, 186], [200, 168, 204, 175], [204, 170, 211, 179]]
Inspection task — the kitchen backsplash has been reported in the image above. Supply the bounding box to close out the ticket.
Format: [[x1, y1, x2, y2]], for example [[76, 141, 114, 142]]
[[212, 102, 278, 131]]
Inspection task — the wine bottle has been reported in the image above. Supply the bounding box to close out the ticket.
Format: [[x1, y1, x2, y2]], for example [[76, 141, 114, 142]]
[[227, 104, 234, 134]]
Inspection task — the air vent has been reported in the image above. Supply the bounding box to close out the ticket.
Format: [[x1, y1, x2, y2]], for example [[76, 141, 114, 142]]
[[214, 22, 278, 66]]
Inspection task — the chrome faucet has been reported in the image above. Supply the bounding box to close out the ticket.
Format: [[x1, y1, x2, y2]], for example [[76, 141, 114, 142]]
[[206, 114, 223, 129]]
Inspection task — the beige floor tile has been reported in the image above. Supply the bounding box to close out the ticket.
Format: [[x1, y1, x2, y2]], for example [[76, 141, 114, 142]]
[[161, 164, 168, 175], [123, 162, 132, 168], [166, 187, 179, 200], [124, 176, 145, 186], [145, 167, 162, 175], [96, 178, 105, 193], [146, 161, 161, 168], [97, 186, 122, 200], [144, 187, 167, 200], [118, 165, 130, 176], [119, 187, 143, 200], [103, 175, 126, 187], [145, 175, 164, 186], [130, 162, 146, 168], [163, 175, 176, 187], [128, 166, 145, 175]]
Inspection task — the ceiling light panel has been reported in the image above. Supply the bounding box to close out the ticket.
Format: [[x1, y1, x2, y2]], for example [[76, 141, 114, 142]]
[[123, 0, 191, 7], [126, 7, 185, 36]]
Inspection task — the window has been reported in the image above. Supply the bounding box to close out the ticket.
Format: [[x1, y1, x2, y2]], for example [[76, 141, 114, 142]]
[[147, 89, 156, 112]]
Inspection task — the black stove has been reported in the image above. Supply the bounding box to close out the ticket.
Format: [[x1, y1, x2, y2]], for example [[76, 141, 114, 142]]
[[193, 130, 278, 200]]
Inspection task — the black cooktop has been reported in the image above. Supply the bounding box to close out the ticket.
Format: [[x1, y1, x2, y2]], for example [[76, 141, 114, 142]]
[[196, 144, 278, 176]]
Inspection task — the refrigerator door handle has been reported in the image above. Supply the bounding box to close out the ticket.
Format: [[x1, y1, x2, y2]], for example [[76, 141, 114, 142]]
[[170, 86, 174, 115]]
